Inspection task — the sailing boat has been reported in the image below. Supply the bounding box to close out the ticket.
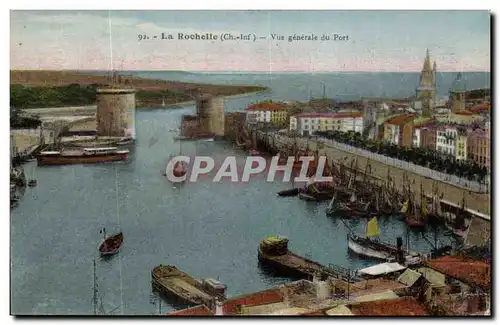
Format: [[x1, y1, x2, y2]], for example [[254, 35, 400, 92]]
[[161, 96, 166, 107], [347, 217, 423, 263], [404, 183, 426, 229]]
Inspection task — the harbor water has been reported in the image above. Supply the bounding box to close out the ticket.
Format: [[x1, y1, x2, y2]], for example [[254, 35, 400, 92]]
[[11, 99, 455, 315]]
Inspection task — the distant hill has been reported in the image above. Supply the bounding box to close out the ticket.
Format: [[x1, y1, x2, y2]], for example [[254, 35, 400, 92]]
[[465, 88, 490, 100], [10, 70, 267, 108]]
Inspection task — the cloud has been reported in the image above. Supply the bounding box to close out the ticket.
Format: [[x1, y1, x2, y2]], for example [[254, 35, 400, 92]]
[[10, 11, 491, 72]]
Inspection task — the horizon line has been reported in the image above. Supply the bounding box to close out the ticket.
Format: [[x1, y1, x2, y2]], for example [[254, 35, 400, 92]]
[[9, 69, 491, 74]]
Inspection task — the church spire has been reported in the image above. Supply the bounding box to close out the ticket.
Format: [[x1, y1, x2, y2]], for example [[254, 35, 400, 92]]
[[422, 49, 432, 72]]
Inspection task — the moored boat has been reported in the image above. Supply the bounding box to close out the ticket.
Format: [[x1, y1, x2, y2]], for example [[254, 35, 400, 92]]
[[151, 265, 226, 306], [99, 231, 124, 256], [37, 147, 129, 166], [347, 217, 425, 266], [277, 188, 300, 197]]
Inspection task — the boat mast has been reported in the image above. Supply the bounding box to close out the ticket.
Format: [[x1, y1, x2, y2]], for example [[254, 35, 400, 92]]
[[93, 259, 98, 315]]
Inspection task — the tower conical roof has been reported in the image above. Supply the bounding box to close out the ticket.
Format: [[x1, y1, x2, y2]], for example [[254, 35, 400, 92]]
[[422, 49, 432, 72]]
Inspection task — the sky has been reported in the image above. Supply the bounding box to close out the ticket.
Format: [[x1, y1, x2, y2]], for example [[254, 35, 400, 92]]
[[10, 10, 491, 72]]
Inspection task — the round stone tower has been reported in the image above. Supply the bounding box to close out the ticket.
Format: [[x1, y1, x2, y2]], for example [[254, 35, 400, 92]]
[[96, 88, 136, 139], [195, 93, 225, 136]]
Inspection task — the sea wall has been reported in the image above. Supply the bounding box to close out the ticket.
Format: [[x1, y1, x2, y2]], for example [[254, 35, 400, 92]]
[[257, 132, 490, 216]]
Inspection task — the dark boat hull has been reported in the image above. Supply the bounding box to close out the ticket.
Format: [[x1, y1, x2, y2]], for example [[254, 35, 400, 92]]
[[405, 215, 426, 229], [99, 232, 124, 256], [277, 188, 300, 197], [38, 153, 128, 166]]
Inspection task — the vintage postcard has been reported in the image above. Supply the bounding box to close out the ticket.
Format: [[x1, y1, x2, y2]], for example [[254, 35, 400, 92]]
[[10, 9, 491, 316]]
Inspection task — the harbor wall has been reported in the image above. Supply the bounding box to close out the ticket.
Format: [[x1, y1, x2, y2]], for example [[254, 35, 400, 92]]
[[257, 132, 490, 216]]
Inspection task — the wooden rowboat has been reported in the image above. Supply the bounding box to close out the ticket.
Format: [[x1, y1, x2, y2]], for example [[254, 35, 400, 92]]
[[99, 232, 124, 256]]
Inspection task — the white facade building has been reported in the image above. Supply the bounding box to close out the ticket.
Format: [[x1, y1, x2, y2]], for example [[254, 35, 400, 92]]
[[289, 113, 363, 136], [246, 110, 271, 124], [436, 126, 457, 156]]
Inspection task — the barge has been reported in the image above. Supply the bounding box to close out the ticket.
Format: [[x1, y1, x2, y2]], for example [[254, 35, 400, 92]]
[[151, 265, 226, 307], [37, 147, 129, 166], [257, 236, 360, 282]]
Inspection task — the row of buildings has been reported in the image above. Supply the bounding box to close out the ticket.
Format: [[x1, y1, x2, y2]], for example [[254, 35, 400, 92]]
[[226, 95, 490, 169], [382, 109, 490, 168]]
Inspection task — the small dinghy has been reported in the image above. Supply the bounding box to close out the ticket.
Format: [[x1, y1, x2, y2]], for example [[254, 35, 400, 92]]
[[99, 230, 124, 256], [277, 188, 300, 197]]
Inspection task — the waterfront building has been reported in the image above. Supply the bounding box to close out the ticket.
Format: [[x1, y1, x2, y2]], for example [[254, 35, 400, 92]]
[[416, 49, 437, 117], [467, 128, 490, 169], [419, 126, 438, 150], [290, 112, 363, 136], [382, 114, 416, 145], [449, 73, 467, 113], [181, 115, 199, 138], [224, 112, 246, 139], [436, 125, 458, 157], [410, 118, 436, 148], [455, 128, 468, 161], [245, 102, 287, 126]]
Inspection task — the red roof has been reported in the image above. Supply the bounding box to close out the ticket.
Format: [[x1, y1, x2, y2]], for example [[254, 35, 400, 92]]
[[425, 255, 490, 289], [245, 102, 285, 111], [168, 305, 214, 316], [385, 114, 416, 126], [455, 110, 473, 116], [222, 289, 284, 315], [470, 103, 490, 112], [349, 297, 427, 316], [293, 113, 362, 119]]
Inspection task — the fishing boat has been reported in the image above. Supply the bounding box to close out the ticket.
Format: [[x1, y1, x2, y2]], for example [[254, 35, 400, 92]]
[[404, 185, 427, 229], [98, 229, 124, 256], [347, 217, 424, 265]]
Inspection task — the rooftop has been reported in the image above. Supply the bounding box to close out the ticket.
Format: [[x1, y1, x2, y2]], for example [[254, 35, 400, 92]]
[[246, 102, 285, 111], [348, 297, 428, 316], [168, 305, 214, 316], [425, 255, 490, 289], [470, 103, 490, 113], [292, 113, 362, 119], [385, 114, 416, 126], [222, 288, 284, 315], [455, 110, 473, 116]]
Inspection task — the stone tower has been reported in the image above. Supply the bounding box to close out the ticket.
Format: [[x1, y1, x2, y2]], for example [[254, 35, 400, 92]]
[[416, 49, 437, 117], [450, 72, 467, 113]]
